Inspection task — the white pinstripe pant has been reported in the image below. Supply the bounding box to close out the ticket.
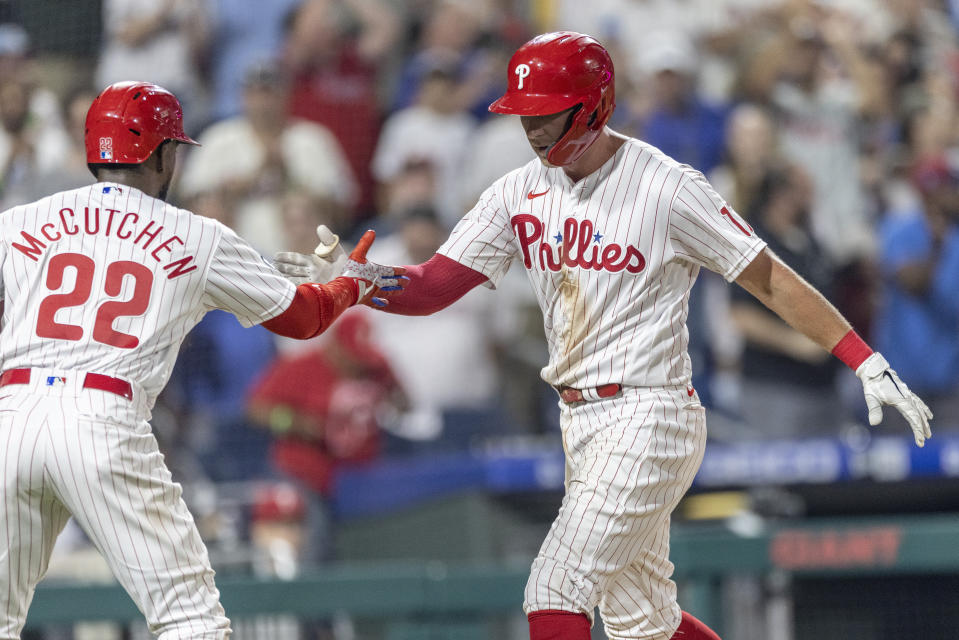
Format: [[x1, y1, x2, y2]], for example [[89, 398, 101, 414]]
[[524, 386, 707, 640], [0, 371, 230, 639]]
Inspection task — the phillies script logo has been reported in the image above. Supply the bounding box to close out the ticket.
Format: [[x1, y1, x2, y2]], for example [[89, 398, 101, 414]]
[[511, 214, 646, 274]]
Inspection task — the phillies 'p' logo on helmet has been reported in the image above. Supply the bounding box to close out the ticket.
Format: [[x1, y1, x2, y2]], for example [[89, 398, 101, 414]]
[[85, 81, 199, 165], [515, 63, 532, 89], [489, 31, 615, 167]]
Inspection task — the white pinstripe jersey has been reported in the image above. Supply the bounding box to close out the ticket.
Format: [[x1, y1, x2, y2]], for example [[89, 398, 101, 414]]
[[0, 182, 296, 405], [439, 138, 766, 389]]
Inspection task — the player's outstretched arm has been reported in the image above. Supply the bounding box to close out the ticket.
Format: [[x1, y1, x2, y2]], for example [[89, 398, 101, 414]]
[[274, 225, 489, 317], [262, 230, 407, 339], [734, 248, 933, 446], [379, 254, 489, 316]]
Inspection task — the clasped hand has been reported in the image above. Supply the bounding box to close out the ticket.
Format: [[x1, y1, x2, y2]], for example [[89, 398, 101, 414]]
[[274, 225, 407, 307]]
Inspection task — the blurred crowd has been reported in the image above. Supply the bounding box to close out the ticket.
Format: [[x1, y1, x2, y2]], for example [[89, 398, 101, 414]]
[[5, 0, 959, 580]]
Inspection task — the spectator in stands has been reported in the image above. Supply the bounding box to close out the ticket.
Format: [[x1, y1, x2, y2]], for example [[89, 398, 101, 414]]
[[556, 0, 765, 104], [247, 313, 406, 564], [882, 28, 928, 134], [0, 23, 69, 205], [380, 158, 438, 224], [0, 23, 62, 132], [0, 76, 70, 206], [283, 0, 401, 221], [874, 153, 959, 431], [95, 0, 208, 131], [887, 0, 959, 70], [0, 84, 94, 209], [704, 103, 781, 419], [169, 188, 354, 483], [186, 187, 235, 227], [372, 60, 476, 229], [167, 308, 280, 482], [391, 0, 502, 120], [178, 59, 357, 254], [633, 31, 730, 176], [899, 64, 959, 169], [729, 164, 842, 439], [737, 6, 893, 359], [366, 204, 507, 443], [708, 102, 779, 221], [279, 189, 344, 256], [739, 7, 883, 268], [202, 0, 301, 123]]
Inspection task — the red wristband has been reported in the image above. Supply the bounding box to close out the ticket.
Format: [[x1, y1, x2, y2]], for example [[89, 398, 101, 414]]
[[831, 329, 873, 371], [261, 279, 358, 339], [528, 610, 591, 640]]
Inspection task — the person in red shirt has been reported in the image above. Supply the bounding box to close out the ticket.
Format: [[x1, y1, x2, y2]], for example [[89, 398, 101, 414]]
[[247, 312, 406, 561], [283, 0, 400, 219]]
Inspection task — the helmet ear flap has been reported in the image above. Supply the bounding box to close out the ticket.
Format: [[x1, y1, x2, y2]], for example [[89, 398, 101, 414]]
[[594, 84, 615, 131]]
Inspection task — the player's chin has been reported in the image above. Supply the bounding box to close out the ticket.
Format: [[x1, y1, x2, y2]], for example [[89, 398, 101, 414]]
[[536, 153, 558, 168], [533, 145, 558, 168], [528, 140, 548, 157]]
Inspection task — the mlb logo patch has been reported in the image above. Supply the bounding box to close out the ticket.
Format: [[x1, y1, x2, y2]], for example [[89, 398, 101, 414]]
[[45, 376, 67, 386]]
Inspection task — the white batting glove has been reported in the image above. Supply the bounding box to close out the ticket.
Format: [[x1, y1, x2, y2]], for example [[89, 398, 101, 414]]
[[856, 352, 933, 447], [340, 229, 408, 307], [274, 225, 349, 285]]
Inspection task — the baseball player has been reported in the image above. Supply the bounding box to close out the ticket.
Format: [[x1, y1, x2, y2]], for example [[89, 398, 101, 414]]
[[0, 81, 402, 639], [278, 32, 931, 640]]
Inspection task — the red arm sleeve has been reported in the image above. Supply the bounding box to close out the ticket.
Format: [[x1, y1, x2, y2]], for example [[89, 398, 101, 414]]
[[261, 277, 359, 339], [382, 253, 489, 316]]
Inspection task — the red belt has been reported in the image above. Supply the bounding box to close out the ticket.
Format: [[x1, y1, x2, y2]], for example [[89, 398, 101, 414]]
[[558, 383, 622, 404], [0, 368, 133, 401]]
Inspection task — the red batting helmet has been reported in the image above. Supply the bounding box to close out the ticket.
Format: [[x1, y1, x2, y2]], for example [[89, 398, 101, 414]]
[[489, 31, 615, 166], [85, 81, 199, 165]]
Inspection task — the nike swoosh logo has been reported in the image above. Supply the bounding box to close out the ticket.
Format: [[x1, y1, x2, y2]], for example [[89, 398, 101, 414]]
[[882, 371, 903, 395], [527, 189, 550, 200]]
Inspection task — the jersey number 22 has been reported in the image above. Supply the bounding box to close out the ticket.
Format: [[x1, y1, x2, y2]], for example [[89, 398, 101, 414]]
[[36, 252, 153, 349]]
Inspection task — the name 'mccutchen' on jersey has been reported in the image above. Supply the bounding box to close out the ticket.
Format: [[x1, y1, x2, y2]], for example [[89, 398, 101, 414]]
[[0, 182, 296, 406]]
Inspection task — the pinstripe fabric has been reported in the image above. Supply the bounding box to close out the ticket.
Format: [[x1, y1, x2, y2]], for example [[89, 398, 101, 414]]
[[0, 381, 229, 639], [0, 182, 295, 407], [523, 388, 706, 639], [439, 139, 765, 390], [438, 137, 760, 639], [0, 182, 300, 638]]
